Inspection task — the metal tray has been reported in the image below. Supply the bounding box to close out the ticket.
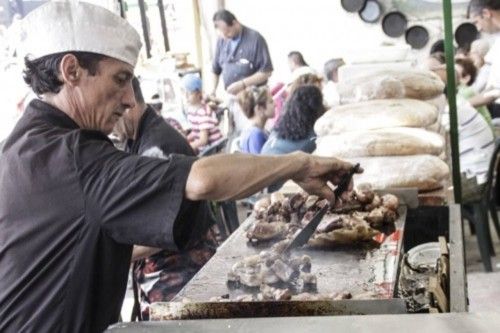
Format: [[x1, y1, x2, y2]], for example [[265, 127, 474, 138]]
[[150, 194, 409, 320]]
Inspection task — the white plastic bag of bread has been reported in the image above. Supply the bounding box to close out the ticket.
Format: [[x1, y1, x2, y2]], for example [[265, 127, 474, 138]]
[[314, 127, 445, 158], [424, 94, 447, 133], [314, 99, 438, 136], [347, 155, 450, 192], [338, 69, 445, 104]]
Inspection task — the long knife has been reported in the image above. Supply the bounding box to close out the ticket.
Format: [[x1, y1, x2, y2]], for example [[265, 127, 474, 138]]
[[284, 163, 361, 252]]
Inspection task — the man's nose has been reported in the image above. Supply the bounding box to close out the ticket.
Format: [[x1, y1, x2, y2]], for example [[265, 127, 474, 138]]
[[123, 82, 136, 109]]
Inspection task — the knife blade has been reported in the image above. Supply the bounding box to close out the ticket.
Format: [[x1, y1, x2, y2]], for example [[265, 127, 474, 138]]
[[284, 204, 329, 252], [284, 163, 361, 252]]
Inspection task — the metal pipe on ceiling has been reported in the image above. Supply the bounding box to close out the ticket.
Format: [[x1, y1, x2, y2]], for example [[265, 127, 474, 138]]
[[157, 0, 170, 53], [138, 0, 152, 58]]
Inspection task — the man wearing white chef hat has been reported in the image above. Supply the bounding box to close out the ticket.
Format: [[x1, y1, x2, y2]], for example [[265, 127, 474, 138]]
[[0, 2, 359, 332]]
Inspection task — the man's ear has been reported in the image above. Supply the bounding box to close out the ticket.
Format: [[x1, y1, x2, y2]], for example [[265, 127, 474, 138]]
[[59, 54, 81, 85]]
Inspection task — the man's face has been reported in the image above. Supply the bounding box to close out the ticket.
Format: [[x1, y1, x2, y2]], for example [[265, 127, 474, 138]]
[[74, 58, 135, 134], [114, 104, 139, 141], [214, 20, 238, 39], [265, 93, 275, 119], [185, 90, 202, 105], [471, 9, 498, 33]]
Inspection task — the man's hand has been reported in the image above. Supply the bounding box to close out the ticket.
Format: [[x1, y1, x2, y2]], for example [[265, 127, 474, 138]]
[[292, 153, 363, 204], [226, 80, 245, 95]]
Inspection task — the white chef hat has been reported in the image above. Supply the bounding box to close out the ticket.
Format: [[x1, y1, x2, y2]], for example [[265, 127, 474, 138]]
[[19, 0, 142, 67]]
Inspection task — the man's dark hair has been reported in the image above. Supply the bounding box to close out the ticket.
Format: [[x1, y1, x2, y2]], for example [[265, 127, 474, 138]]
[[213, 9, 237, 26], [131, 77, 145, 104], [288, 51, 308, 67], [430, 39, 445, 55], [429, 51, 446, 64], [275, 85, 325, 141], [468, 0, 500, 17], [323, 58, 344, 81], [455, 57, 477, 85], [23, 52, 107, 95]]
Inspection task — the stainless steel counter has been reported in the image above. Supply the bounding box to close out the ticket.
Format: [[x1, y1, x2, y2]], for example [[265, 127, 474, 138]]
[[107, 312, 500, 332]]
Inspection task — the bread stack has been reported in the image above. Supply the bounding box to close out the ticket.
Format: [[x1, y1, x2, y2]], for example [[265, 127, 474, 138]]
[[314, 69, 450, 192]]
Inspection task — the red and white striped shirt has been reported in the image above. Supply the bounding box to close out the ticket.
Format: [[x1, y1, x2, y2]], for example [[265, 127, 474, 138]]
[[186, 104, 223, 148]]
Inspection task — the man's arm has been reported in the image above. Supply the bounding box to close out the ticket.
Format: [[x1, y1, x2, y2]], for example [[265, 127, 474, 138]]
[[244, 71, 272, 86], [226, 71, 272, 95], [190, 129, 209, 150], [211, 73, 220, 96], [185, 152, 358, 202], [468, 89, 500, 107]]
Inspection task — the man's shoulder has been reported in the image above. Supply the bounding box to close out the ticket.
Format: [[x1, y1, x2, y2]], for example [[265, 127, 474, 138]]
[[243, 25, 266, 42]]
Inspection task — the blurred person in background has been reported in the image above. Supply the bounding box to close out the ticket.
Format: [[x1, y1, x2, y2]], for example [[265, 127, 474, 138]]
[[262, 85, 325, 156], [470, 38, 492, 93], [269, 66, 322, 129], [469, 0, 500, 118], [211, 9, 273, 136], [268, 51, 311, 128], [455, 57, 494, 127], [323, 58, 345, 107], [429, 51, 495, 202], [237, 86, 275, 154], [288, 50, 308, 73], [114, 77, 218, 320], [261, 85, 326, 192], [182, 74, 223, 154]]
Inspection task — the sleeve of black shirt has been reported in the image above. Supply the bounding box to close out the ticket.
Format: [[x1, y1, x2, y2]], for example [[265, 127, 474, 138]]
[[255, 34, 273, 73], [74, 131, 197, 251]]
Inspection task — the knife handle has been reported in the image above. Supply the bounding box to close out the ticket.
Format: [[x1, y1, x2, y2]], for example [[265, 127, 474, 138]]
[[333, 163, 360, 198]]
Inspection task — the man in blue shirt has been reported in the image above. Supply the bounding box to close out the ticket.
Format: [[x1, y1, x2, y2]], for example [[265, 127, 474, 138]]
[[211, 9, 273, 96], [211, 9, 274, 136]]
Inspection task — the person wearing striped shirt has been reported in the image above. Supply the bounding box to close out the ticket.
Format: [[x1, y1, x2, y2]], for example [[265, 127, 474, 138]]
[[182, 74, 223, 153]]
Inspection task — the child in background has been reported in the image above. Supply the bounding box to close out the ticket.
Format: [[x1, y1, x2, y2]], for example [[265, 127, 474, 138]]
[[455, 57, 493, 128], [237, 86, 275, 154], [182, 74, 223, 153]]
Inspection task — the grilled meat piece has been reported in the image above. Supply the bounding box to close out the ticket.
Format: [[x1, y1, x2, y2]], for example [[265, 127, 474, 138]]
[[289, 192, 307, 210], [254, 197, 271, 212], [364, 194, 382, 211], [270, 192, 286, 204], [271, 259, 295, 282], [247, 221, 288, 242], [300, 272, 317, 285], [381, 193, 399, 211], [354, 183, 375, 204], [316, 214, 343, 233]]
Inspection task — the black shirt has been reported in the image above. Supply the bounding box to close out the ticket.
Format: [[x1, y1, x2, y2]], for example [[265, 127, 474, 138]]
[[212, 25, 273, 88], [126, 106, 195, 157], [0, 100, 196, 332], [125, 106, 213, 246]]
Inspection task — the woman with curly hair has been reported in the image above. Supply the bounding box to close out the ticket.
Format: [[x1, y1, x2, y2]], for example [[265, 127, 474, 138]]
[[262, 85, 325, 156], [237, 86, 275, 154]]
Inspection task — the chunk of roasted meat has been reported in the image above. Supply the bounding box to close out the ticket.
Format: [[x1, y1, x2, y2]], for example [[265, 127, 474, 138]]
[[246, 221, 288, 243]]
